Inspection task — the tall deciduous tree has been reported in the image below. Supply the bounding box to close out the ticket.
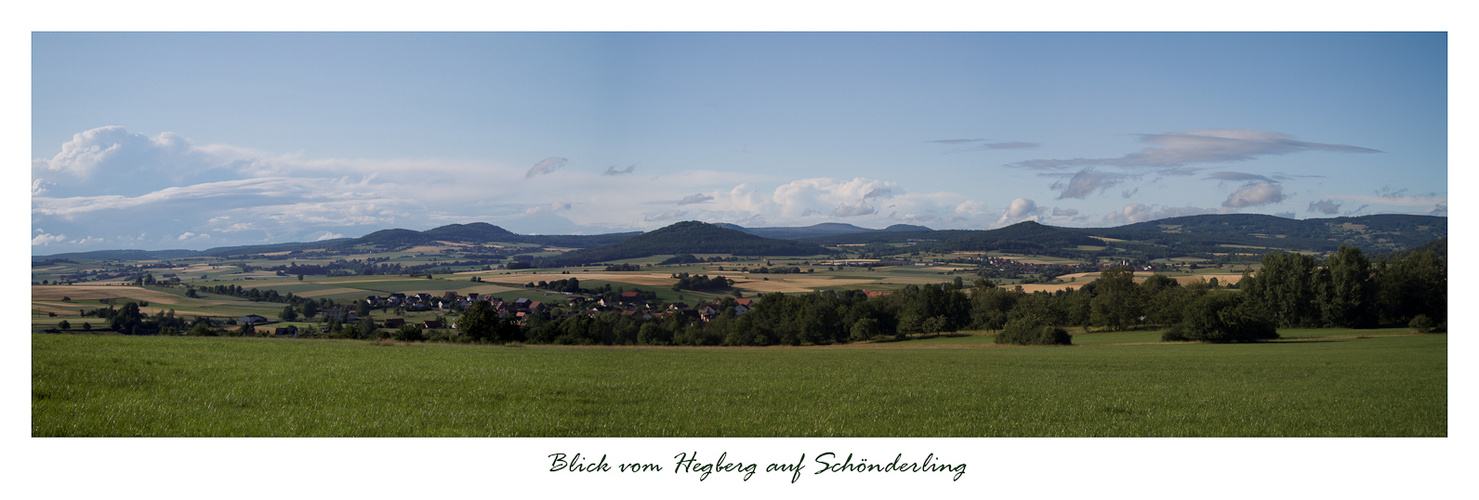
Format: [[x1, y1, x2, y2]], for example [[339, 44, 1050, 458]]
[[1320, 246, 1377, 328], [1242, 253, 1322, 328], [459, 300, 497, 342], [1090, 266, 1141, 331], [1376, 249, 1446, 325]]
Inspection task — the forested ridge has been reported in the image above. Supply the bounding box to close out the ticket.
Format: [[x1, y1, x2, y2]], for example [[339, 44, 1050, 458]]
[[539, 221, 828, 267]]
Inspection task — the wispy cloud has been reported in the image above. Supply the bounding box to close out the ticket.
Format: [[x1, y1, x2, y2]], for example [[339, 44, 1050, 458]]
[[1051, 169, 1132, 199], [1206, 171, 1275, 183], [525, 157, 568, 179], [643, 209, 687, 222], [677, 193, 714, 206], [928, 138, 1040, 152], [525, 201, 573, 215], [602, 164, 636, 176], [1012, 129, 1379, 172], [1324, 193, 1447, 207]]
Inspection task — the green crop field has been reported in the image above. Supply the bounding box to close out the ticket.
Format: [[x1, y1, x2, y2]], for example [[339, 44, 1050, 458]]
[[32, 328, 1445, 437]]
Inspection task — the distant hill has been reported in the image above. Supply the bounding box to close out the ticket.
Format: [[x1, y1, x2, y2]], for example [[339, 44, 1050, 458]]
[[712, 222, 929, 240], [935, 221, 1104, 252], [220, 223, 636, 255], [32, 214, 1446, 263], [28, 249, 202, 262], [1078, 213, 1446, 254], [1376, 237, 1446, 262], [541, 221, 829, 266], [420, 222, 519, 242]]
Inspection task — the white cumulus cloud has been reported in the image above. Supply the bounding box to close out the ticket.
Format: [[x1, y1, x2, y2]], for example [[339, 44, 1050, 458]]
[[833, 201, 876, 217], [996, 197, 1044, 226], [1223, 182, 1285, 207], [32, 232, 68, 246]]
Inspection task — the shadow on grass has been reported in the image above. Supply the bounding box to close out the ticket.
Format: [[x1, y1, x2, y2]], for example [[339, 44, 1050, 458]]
[[871, 333, 977, 344], [1261, 338, 1347, 344]]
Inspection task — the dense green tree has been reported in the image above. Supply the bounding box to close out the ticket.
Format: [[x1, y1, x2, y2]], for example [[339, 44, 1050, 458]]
[[994, 314, 1071, 345], [849, 317, 883, 342], [301, 300, 319, 319], [1163, 292, 1278, 343], [358, 317, 380, 339], [1090, 266, 1141, 330], [1320, 246, 1377, 328], [637, 322, 671, 345], [1376, 250, 1446, 326], [1140, 274, 1188, 326], [1241, 253, 1322, 328], [109, 302, 145, 334], [458, 300, 498, 342]]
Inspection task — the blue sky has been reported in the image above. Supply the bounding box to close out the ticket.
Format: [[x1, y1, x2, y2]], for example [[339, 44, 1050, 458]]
[[30, 32, 1448, 253]]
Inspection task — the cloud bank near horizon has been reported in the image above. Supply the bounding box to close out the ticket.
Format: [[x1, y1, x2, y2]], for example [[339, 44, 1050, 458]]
[[30, 126, 1439, 253]]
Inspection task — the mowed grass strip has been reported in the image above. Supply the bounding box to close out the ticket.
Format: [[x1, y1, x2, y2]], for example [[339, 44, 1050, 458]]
[[32, 331, 1445, 437]]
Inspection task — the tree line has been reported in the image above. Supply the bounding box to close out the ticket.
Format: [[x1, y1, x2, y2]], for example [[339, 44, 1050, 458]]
[[55, 244, 1443, 346]]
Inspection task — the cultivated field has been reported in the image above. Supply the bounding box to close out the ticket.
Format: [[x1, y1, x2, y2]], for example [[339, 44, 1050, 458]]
[[32, 328, 1446, 436]]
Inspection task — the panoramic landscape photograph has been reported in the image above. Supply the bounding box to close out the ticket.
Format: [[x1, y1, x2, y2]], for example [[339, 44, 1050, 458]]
[[20, 25, 1459, 498]]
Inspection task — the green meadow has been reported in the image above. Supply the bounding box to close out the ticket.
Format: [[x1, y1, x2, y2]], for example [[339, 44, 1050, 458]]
[[32, 328, 1445, 437]]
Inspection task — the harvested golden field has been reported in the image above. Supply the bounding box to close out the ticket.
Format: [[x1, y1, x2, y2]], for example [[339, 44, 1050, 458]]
[[31, 285, 189, 305], [1176, 274, 1246, 285], [1017, 283, 1078, 293], [734, 276, 881, 293], [400, 241, 475, 253], [479, 271, 679, 287], [994, 256, 1079, 265]]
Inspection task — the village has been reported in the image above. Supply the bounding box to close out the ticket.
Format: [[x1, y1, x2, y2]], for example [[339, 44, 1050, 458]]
[[234, 289, 758, 338]]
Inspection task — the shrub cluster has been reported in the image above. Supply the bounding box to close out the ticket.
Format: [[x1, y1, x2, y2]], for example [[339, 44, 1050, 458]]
[[994, 316, 1072, 345], [1162, 293, 1278, 343]]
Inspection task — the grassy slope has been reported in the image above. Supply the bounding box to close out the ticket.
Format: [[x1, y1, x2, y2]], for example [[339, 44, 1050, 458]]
[[32, 329, 1445, 437]]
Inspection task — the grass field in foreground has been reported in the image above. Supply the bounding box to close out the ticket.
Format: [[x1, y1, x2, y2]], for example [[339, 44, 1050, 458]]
[[31, 329, 1445, 437]]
